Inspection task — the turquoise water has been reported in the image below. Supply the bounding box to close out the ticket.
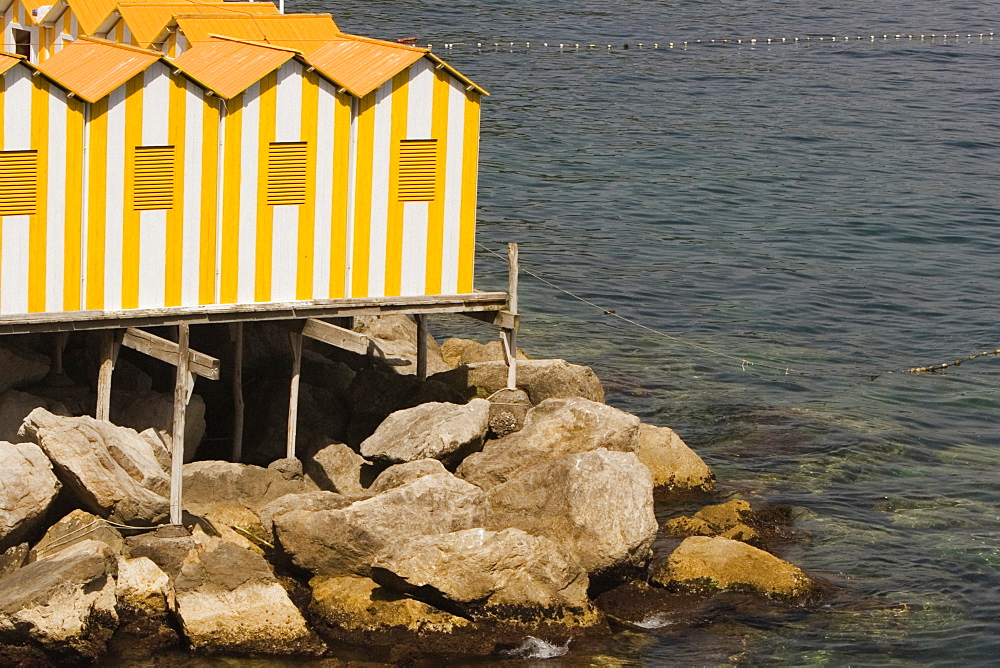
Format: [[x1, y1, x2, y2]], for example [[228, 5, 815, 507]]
[[295, 1, 1000, 664]]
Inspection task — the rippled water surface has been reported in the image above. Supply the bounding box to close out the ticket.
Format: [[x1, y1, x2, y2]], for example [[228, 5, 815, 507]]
[[284, 1, 1000, 664]]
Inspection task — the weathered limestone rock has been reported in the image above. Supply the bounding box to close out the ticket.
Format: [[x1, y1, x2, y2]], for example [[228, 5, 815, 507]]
[[307, 442, 368, 495], [310, 574, 471, 634], [652, 536, 814, 598], [368, 459, 449, 494], [20, 408, 169, 525], [0, 440, 61, 551], [458, 397, 641, 490], [661, 516, 716, 538], [695, 499, 753, 531], [360, 399, 490, 466], [486, 449, 657, 577], [128, 527, 325, 655], [636, 424, 714, 492], [29, 510, 125, 562], [0, 539, 118, 660], [0, 543, 28, 578], [486, 388, 531, 438], [371, 528, 594, 622], [433, 358, 604, 405], [354, 314, 450, 376], [260, 490, 357, 542], [0, 389, 68, 443], [663, 500, 757, 541], [0, 342, 50, 394], [274, 473, 488, 577], [114, 556, 177, 649], [182, 460, 316, 546], [111, 390, 206, 463], [440, 338, 528, 368]]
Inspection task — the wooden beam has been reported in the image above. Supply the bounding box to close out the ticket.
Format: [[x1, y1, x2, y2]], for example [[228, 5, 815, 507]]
[[230, 323, 244, 463], [287, 330, 303, 460], [298, 318, 369, 355], [96, 329, 121, 421], [416, 314, 428, 381], [170, 323, 191, 525], [121, 327, 220, 380]]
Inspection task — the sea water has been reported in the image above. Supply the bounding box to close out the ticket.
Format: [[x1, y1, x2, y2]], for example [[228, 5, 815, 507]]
[[286, 1, 1000, 664]]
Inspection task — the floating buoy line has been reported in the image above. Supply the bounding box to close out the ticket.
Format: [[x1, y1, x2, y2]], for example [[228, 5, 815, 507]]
[[426, 31, 994, 52], [476, 243, 1000, 381]]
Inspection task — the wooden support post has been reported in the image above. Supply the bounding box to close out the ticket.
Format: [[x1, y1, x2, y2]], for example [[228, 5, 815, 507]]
[[501, 242, 519, 390], [231, 323, 244, 463], [287, 329, 303, 460], [415, 314, 428, 381], [52, 332, 68, 376], [96, 329, 121, 421], [170, 323, 191, 526]]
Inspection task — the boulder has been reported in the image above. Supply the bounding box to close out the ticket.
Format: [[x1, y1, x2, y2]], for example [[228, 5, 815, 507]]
[[662, 501, 798, 550], [114, 556, 177, 649], [244, 379, 349, 466], [260, 490, 357, 543], [0, 389, 69, 443], [651, 536, 814, 598], [0, 539, 118, 661], [661, 516, 716, 538], [360, 399, 490, 466], [29, 510, 125, 562], [111, 389, 206, 463], [368, 459, 449, 494], [440, 338, 528, 368], [128, 527, 325, 655], [636, 424, 714, 492], [354, 314, 450, 376], [0, 341, 50, 394], [273, 473, 488, 577], [310, 574, 471, 635], [486, 449, 656, 577], [307, 442, 369, 495], [371, 528, 594, 623], [0, 440, 61, 551], [485, 388, 531, 438], [457, 397, 641, 490], [0, 543, 28, 578], [433, 358, 604, 405], [20, 408, 170, 525]]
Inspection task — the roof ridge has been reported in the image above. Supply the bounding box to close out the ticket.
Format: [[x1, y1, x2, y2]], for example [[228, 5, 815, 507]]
[[76, 35, 165, 56], [202, 33, 303, 54], [334, 31, 428, 53]]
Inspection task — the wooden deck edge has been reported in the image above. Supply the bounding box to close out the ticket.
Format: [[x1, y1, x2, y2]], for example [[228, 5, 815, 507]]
[[0, 293, 510, 335]]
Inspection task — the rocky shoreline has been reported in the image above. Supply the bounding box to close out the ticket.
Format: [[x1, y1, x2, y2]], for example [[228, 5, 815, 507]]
[[0, 316, 826, 664]]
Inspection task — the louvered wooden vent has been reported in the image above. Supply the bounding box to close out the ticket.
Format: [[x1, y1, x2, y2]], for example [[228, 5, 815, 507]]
[[267, 142, 308, 206], [133, 146, 175, 210], [0, 150, 38, 216], [397, 139, 437, 202]]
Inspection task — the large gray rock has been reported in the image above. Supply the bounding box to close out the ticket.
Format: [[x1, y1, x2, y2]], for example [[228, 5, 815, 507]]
[[372, 528, 594, 623], [307, 442, 369, 495], [259, 490, 357, 542], [0, 539, 118, 660], [273, 473, 488, 577], [636, 424, 715, 492], [354, 314, 450, 376], [128, 527, 325, 655], [0, 389, 69, 443], [651, 536, 815, 598], [457, 397, 641, 490], [0, 440, 61, 551], [487, 449, 657, 576], [360, 399, 490, 466], [433, 358, 604, 405], [0, 342, 50, 393], [368, 459, 449, 494], [20, 408, 169, 525], [29, 509, 125, 562], [112, 390, 206, 463]]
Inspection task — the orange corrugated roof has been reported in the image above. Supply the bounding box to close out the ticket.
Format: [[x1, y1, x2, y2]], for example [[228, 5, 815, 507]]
[[36, 37, 161, 102], [174, 13, 338, 55], [65, 0, 121, 35], [171, 35, 297, 99], [118, 2, 279, 48], [304, 34, 426, 98], [0, 52, 26, 75]]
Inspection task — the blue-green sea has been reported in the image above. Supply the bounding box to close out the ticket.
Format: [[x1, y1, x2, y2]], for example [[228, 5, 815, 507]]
[[291, 1, 999, 664]]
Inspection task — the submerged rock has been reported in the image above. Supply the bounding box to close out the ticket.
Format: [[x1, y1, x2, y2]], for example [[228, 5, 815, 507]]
[[458, 397, 641, 490], [0, 440, 61, 551], [652, 536, 814, 598], [0, 539, 119, 661], [636, 423, 714, 493], [19, 408, 169, 525], [360, 399, 490, 466], [371, 528, 595, 624], [487, 449, 656, 579], [274, 473, 488, 577]]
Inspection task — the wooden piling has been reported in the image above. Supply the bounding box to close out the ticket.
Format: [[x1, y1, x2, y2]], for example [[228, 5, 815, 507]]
[[170, 323, 191, 525], [416, 314, 428, 380], [96, 329, 121, 421], [230, 323, 244, 462], [287, 329, 303, 460], [502, 242, 519, 390]]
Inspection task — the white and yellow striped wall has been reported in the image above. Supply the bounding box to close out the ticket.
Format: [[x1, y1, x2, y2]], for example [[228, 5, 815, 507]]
[[349, 55, 480, 299], [0, 58, 86, 315]]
